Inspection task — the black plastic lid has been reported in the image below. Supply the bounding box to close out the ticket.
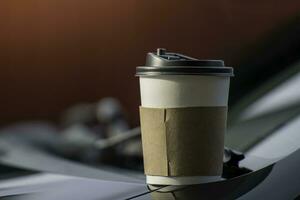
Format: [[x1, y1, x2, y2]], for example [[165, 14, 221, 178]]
[[136, 48, 234, 77]]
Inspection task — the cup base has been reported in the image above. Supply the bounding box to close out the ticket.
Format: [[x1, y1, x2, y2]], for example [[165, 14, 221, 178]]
[[146, 175, 221, 186]]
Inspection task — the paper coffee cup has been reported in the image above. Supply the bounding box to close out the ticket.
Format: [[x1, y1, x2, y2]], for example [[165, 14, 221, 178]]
[[136, 49, 233, 185]]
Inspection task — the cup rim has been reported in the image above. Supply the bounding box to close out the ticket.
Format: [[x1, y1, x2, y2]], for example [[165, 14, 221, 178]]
[[136, 66, 234, 77]]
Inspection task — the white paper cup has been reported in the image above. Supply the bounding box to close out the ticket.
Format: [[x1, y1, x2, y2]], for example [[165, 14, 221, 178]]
[[136, 49, 233, 185]]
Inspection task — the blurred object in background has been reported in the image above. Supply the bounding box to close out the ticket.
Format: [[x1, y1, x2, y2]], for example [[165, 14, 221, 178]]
[[0, 97, 143, 173], [58, 97, 142, 169], [61, 103, 97, 127]]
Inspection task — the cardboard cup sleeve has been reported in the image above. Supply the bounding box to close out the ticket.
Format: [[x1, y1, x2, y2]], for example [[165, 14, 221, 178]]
[[139, 106, 227, 177]]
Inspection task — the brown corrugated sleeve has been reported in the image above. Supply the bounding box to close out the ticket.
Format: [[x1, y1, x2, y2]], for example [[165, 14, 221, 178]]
[[140, 106, 227, 177]]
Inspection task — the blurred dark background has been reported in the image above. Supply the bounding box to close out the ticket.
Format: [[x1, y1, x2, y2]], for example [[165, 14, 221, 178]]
[[1, 0, 300, 126]]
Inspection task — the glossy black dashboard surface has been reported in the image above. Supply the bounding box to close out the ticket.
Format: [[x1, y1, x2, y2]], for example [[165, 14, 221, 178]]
[[0, 149, 300, 200]]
